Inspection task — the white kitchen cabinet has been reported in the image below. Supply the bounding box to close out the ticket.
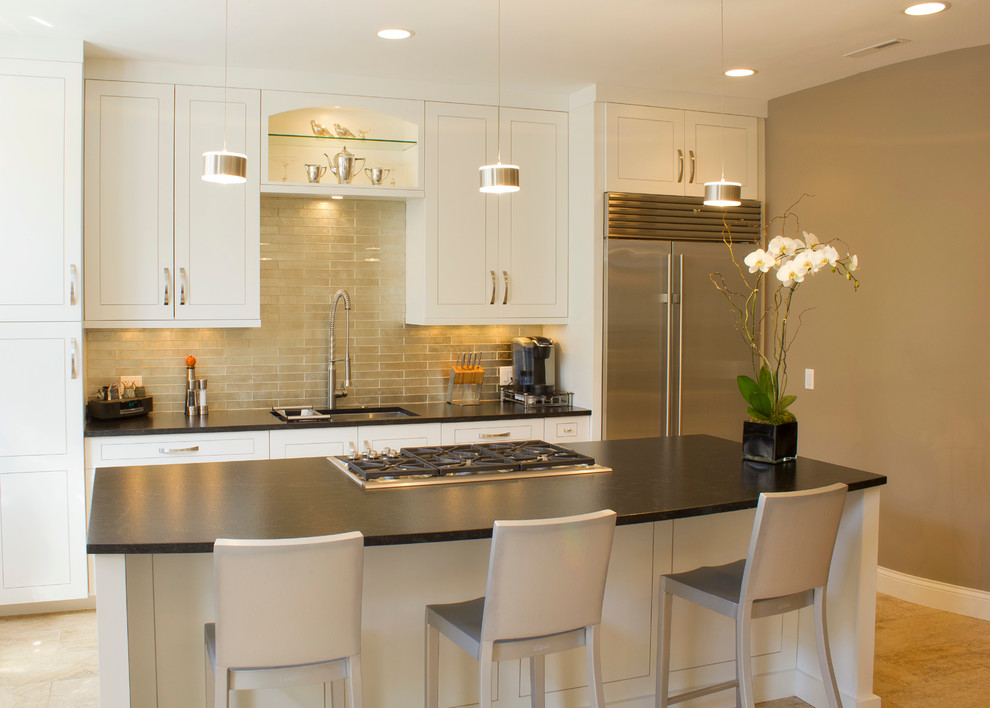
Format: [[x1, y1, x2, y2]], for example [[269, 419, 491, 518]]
[[406, 103, 568, 325], [0, 323, 86, 605], [85, 431, 270, 469], [440, 418, 545, 445], [605, 103, 758, 199], [270, 423, 442, 459], [0, 59, 82, 322], [84, 80, 261, 327], [541, 415, 591, 443]]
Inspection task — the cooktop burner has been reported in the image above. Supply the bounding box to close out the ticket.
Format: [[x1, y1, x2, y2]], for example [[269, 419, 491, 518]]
[[329, 440, 609, 489]]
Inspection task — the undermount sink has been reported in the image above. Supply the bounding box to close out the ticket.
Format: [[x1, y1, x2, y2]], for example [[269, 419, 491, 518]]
[[271, 405, 419, 423]]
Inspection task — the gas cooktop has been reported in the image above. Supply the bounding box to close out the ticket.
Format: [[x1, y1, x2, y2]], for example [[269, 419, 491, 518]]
[[328, 440, 610, 489]]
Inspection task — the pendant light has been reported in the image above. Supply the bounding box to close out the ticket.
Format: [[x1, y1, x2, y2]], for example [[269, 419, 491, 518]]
[[479, 0, 519, 194], [202, 0, 247, 184], [704, 0, 741, 207]]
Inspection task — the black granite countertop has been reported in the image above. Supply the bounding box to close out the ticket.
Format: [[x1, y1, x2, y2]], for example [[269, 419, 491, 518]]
[[85, 401, 590, 437], [87, 435, 886, 554]]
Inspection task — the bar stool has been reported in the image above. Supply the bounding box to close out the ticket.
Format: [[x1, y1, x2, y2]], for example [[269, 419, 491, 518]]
[[425, 509, 617, 708], [205, 531, 364, 708], [656, 483, 848, 708]]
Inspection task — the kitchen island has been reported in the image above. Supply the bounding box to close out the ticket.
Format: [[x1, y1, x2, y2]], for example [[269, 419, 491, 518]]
[[89, 435, 885, 708]]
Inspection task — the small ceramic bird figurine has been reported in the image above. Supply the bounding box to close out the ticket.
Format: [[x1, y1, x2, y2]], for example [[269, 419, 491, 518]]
[[334, 123, 357, 138], [310, 119, 332, 137]]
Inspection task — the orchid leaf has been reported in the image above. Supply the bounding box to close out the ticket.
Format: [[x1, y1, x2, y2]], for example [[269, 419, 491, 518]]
[[737, 375, 761, 401], [779, 395, 797, 410], [758, 366, 774, 396]]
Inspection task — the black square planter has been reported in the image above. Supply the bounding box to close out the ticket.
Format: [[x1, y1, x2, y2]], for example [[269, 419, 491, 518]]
[[742, 421, 798, 463]]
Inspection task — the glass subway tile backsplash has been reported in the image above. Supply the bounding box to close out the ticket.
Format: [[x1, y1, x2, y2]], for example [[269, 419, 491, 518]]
[[84, 196, 540, 413]]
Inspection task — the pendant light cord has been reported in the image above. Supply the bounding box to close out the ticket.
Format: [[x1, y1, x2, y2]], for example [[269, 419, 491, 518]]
[[496, 0, 503, 164], [719, 0, 726, 181], [223, 0, 230, 152]]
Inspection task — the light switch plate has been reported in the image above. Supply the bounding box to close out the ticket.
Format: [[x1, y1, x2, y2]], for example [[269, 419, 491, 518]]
[[804, 369, 814, 390], [498, 366, 513, 386]]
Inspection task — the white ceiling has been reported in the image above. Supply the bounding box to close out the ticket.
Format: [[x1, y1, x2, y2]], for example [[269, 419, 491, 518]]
[[3, 0, 989, 106]]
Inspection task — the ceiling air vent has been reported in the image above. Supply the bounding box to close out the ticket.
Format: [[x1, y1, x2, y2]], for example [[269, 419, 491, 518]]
[[844, 39, 909, 59]]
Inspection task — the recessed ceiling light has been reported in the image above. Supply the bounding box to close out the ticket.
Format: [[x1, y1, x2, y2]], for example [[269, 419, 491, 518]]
[[725, 68, 757, 77], [28, 15, 54, 28], [903, 2, 949, 15], [377, 28, 414, 40]]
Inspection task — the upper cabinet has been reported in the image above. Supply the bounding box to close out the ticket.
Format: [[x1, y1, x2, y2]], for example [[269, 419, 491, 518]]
[[605, 103, 759, 199], [84, 80, 261, 327], [0, 59, 82, 322], [406, 102, 568, 325], [261, 91, 423, 199]]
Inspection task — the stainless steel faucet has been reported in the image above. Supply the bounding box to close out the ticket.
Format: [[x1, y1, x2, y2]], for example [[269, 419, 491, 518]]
[[328, 289, 352, 409]]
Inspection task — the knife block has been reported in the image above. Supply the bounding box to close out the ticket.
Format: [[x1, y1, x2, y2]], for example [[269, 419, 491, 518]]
[[446, 365, 484, 405]]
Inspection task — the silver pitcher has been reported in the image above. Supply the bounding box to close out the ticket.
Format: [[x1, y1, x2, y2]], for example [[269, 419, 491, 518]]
[[324, 147, 365, 184], [364, 167, 391, 185], [305, 163, 327, 183]]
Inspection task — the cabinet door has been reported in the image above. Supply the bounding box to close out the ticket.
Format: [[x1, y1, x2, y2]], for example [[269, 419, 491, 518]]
[[684, 111, 759, 200], [0, 60, 82, 322], [0, 323, 86, 604], [498, 108, 568, 319], [84, 81, 174, 323], [174, 85, 261, 324], [269, 427, 358, 460], [421, 102, 499, 320], [605, 104, 685, 195]]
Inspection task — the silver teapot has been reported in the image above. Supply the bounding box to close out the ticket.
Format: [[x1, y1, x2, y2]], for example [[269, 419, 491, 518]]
[[324, 147, 365, 184]]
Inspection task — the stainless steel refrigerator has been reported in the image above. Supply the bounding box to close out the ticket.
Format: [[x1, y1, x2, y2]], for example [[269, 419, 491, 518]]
[[603, 193, 762, 441]]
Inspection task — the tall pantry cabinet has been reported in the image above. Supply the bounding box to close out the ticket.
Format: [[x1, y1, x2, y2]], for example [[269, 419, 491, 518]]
[[0, 57, 87, 605]]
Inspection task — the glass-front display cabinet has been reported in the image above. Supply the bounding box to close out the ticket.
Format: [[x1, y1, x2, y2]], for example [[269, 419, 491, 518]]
[[261, 91, 424, 198]]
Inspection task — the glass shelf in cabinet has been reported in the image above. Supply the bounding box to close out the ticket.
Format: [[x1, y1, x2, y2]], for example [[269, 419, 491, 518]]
[[268, 133, 417, 151]]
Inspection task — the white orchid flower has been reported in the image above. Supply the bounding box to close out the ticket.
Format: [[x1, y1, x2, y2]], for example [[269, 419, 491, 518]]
[[767, 235, 787, 257], [776, 259, 808, 286], [743, 248, 774, 273], [821, 245, 840, 266], [803, 231, 820, 248], [847, 254, 859, 272], [807, 247, 830, 273]]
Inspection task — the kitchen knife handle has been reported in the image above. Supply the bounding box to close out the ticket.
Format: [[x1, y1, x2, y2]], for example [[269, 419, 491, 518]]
[[502, 271, 509, 305], [490, 270, 497, 305], [69, 264, 79, 306], [179, 267, 187, 306], [479, 431, 511, 438], [677, 149, 684, 183], [158, 446, 200, 454], [688, 150, 696, 184], [163, 268, 171, 306]]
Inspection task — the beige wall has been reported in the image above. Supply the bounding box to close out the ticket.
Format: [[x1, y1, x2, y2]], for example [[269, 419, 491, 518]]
[[85, 196, 538, 412], [766, 44, 990, 591]]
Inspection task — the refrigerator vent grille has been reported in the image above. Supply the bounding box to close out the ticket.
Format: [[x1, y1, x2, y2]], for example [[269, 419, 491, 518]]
[[606, 193, 762, 242]]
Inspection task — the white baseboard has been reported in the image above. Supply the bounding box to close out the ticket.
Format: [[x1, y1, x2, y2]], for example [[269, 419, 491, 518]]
[[0, 595, 96, 617], [877, 566, 990, 621]]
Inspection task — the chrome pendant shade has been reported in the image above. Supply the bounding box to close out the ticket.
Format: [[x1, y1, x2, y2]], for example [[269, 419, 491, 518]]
[[479, 162, 520, 193], [203, 149, 248, 184], [202, 0, 246, 184], [704, 179, 742, 207]]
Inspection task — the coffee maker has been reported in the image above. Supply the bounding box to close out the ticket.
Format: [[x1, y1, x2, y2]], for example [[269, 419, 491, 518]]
[[511, 336, 557, 394]]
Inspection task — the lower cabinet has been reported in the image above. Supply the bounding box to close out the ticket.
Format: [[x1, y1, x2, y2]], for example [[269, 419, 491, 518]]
[[441, 418, 545, 444]]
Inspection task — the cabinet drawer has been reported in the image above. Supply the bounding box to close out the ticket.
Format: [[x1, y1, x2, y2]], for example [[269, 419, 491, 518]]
[[270, 427, 358, 460], [86, 431, 269, 467], [543, 416, 590, 443], [441, 419, 545, 444]]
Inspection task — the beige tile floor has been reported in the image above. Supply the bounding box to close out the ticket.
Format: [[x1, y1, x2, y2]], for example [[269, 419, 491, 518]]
[[1, 593, 988, 707]]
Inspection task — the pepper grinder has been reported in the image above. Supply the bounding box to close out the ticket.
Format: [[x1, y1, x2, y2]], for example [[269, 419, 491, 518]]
[[185, 355, 200, 416]]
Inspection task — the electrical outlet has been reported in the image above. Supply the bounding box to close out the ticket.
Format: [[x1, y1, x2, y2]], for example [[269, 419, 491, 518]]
[[120, 375, 143, 388], [804, 369, 814, 390], [498, 366, 513, 386]]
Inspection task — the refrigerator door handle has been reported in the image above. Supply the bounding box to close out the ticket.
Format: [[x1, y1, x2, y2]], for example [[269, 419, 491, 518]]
[[677, 253, 684, 436], [665, 253, 673, 436]]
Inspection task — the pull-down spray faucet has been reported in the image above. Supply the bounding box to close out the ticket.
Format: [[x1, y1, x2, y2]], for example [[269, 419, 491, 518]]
[[328, 289, 352, 409]]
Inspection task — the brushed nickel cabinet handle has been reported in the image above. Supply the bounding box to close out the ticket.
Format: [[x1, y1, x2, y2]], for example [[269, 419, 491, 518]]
[[158, 446, 200, 454], [677, 149, 684, 183], [164, 268, 171, 306], [70, 338, 79, 379], [689, 150, 696, 184], [179, 267, 187, 306], [490, 270, 497, 305], [502, 270, 509, 305], [479, 431, 511, 438], [69, 264, 79, 306]]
